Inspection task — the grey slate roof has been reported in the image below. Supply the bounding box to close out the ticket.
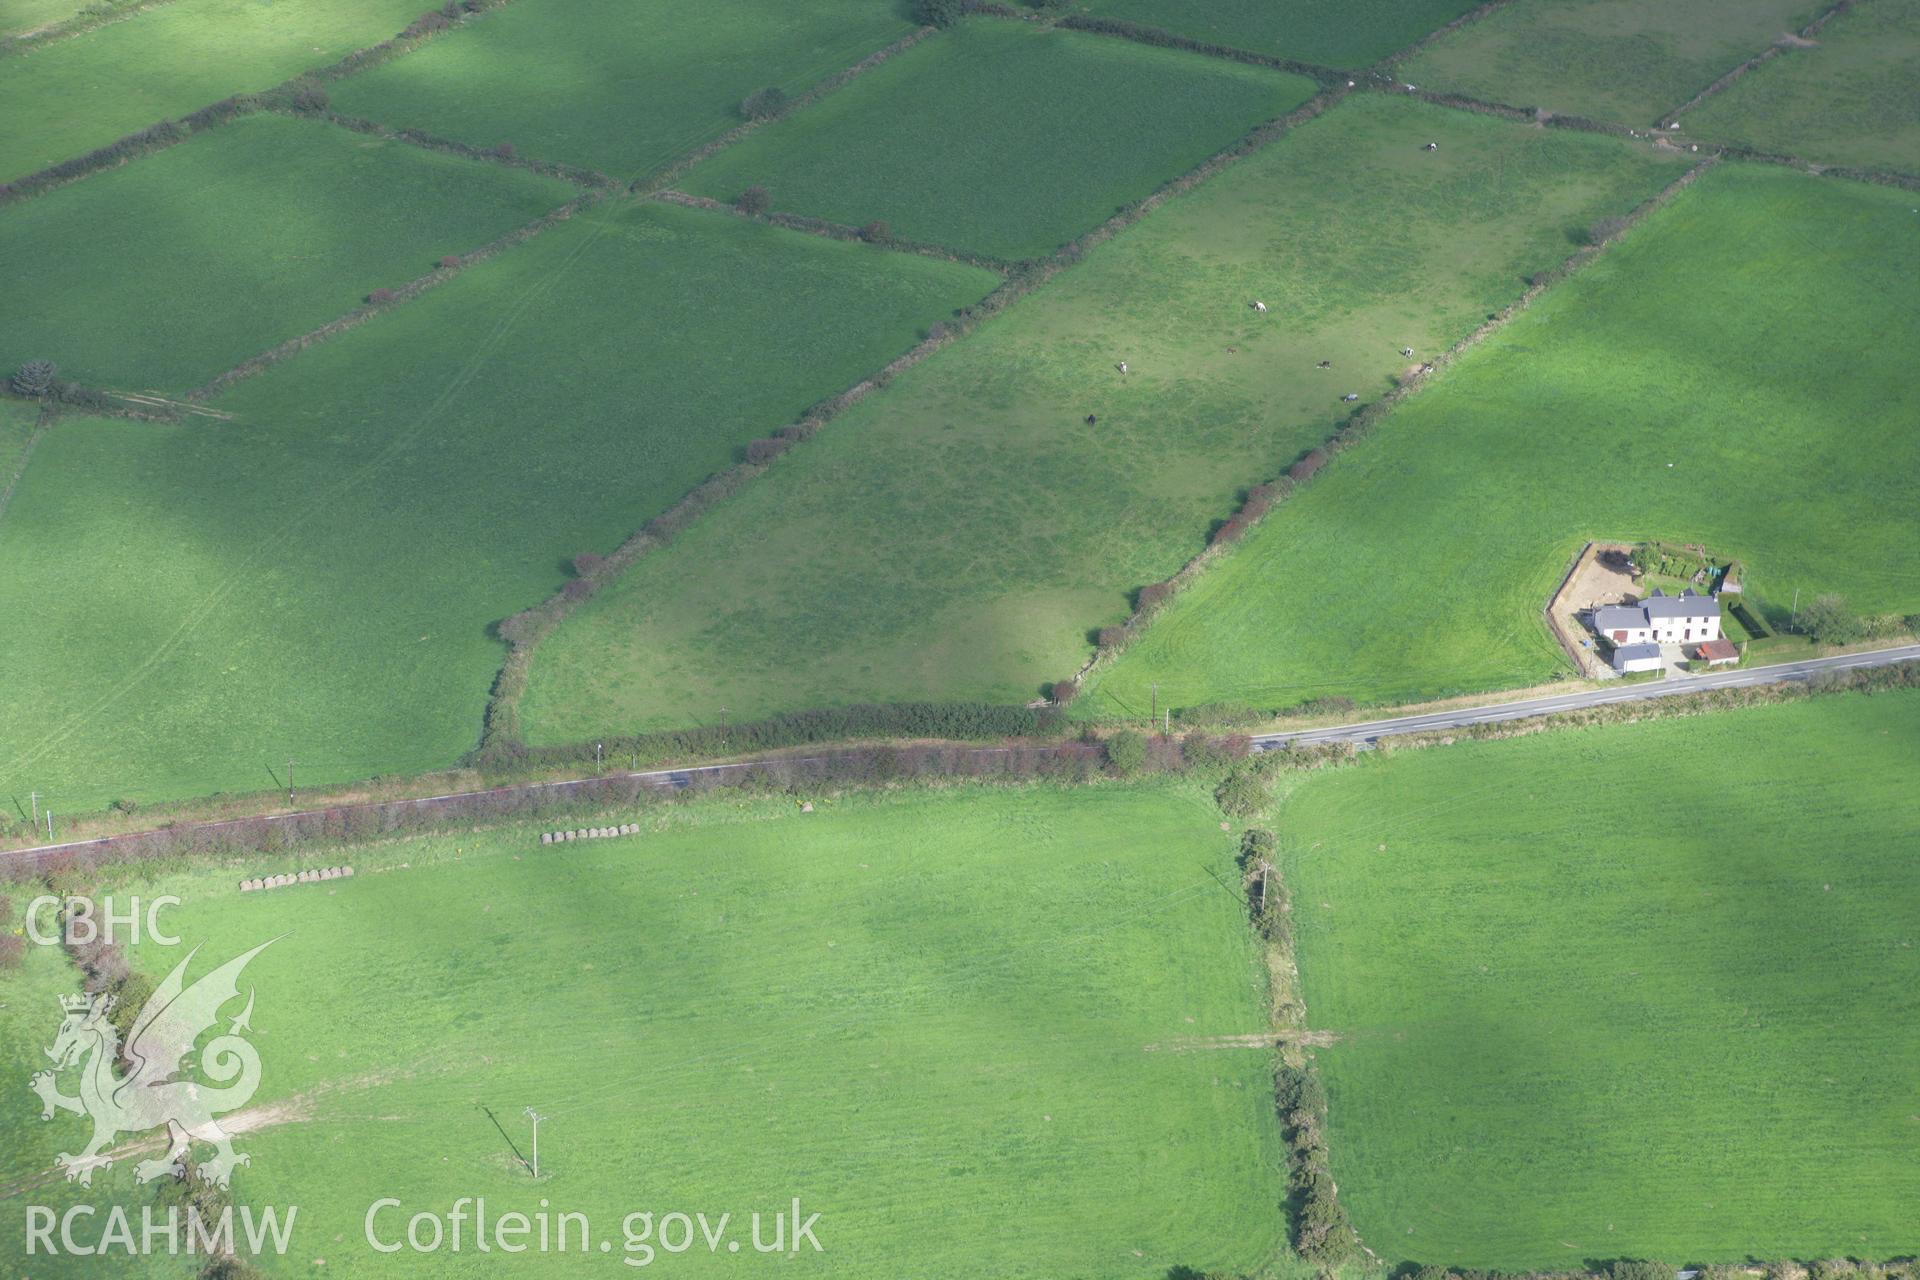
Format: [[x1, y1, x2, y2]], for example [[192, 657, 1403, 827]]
[[1612, 642, 1661, 665], [1642, 589, 1717, 621], [1593, 604, 1646, 632], [1593, 590, 1718, 632]]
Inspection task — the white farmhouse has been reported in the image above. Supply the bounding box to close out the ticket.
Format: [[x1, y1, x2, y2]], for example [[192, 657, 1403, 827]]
[[1591, 588, 1722, 647]]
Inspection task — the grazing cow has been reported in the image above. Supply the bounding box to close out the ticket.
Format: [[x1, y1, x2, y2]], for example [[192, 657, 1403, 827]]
[[1400, 347, 1414, 356], [1085, 414, 1097, 426], [1423, 142, 1438, 151], [1252, 300, 1267, 313], [1342, 393, 1359, 402], [1116, 361, 1128, 374], [1316, 360, 1332, 369]]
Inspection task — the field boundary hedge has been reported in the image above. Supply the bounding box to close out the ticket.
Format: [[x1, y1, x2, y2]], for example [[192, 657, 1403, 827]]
[[0, 0, 179, 58], [1658, 0, 1858, 129], [1051, 13, 1348, 85], [302, 0, 518, 87], [0, 94, 255, 207], [0, 0, 533, 206], [315, 107, 620, 189], [183, 189, 605, 401], [638, 26, 939, 194], [485, 86, 1351, 759], [1371, 0, 1516, 70], [652, 190, 1020, 273], [1064, 155, 1720, 710]]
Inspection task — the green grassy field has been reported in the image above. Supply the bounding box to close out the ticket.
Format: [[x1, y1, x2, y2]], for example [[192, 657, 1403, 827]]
[[1091, 164, 1920, 718], [1278, 688, 1920, 1266], [1685, 0, 1920, 174], [0, 398, 39, 493], [0, 201, 995, 808], [0, 894, 202, 1279], [0, 783, 1292, 1278], [1084, 0, 1483, 68], [683, 22, 1316, 260], [0, 114, 575, 392], [522, 95, 1685, 742], [1399, 0, 1824, 126], [0, 0, 82, 39], [0, 0, 427, 183], [327, 0, 912, 180]]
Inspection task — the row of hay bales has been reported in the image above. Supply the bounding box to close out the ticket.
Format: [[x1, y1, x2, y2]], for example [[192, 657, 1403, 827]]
[[239, 866, 354, 892], [541, 824, 640, 844]]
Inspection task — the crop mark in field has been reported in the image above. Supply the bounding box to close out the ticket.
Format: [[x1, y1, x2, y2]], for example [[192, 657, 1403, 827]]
[[1145, 1030, 1340, 1052], [112, 391, 233, 419]]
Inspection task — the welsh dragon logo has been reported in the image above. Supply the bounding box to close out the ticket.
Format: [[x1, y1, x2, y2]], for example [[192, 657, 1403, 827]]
[[29, 940, 276, 1188]]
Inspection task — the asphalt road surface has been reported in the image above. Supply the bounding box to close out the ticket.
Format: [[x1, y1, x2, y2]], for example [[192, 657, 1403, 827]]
[[1250, 643, 1920, 751], [8, 645, 1915, 866]]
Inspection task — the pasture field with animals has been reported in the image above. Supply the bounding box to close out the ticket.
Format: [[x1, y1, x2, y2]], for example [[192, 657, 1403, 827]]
[[1081, 0, 1485, 68], [0, 201, 995, 808], [325, 0, 915, 180], [0, 0, 428, 182], [1091, 163, 1920, 719], [0, 113, 576, 391], [3, 783, 1293, 1278], [1684, 0, 1920, 173], [681, 21, 1318, 260], [1398, 0, 1826, 127], [523, 96, 1686, 742], [1275, 687, 1920, 1267]]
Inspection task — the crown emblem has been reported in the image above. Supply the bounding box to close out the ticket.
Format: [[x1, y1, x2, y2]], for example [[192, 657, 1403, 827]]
[[60, 993, 105, 1014]]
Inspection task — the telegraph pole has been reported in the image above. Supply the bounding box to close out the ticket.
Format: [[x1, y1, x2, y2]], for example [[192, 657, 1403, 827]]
[[718, 707, 728, 745], [594, 742, 603, 773], [1149, 683, 1159, 733], [523, 1108, 546, 1179], [28, 791, 36, 823], [286, 759, 296, 805], [45, 811, 53, 842], [1790, 587, 1800, 632]]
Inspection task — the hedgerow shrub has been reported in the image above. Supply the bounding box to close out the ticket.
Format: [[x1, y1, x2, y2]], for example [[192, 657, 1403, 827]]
[[1288, 449, 1328, 482], [744, 437, 791, 464], [1103, 730, 1147, 775], [913, 0, 965, 26], [736, 186, 770, 215], [1214, 765, 1271, 818], [11, 360, 57, 396], [740, 87, 788, 121]]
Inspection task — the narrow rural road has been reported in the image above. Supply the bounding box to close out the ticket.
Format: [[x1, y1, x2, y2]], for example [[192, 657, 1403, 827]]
[[1249, 643, 1920, 751], [6, 645, 1915, 868]]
